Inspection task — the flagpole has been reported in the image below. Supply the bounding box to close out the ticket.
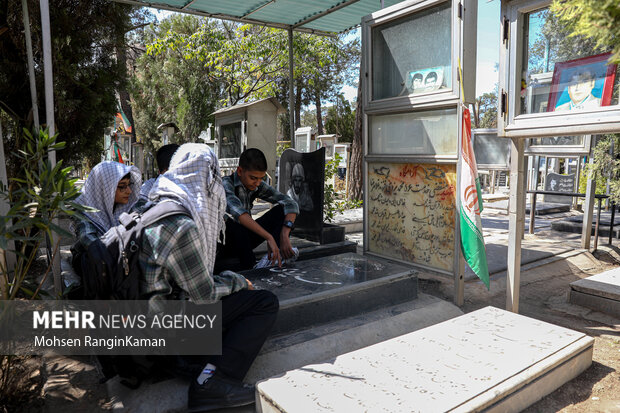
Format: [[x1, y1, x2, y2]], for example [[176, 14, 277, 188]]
[[455, 109, 465, 306], [458, 59, 490, 296]]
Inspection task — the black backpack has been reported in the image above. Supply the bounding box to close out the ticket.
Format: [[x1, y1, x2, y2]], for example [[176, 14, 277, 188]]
[[70, 200, 191, 387], [71, 200, 190, 300]]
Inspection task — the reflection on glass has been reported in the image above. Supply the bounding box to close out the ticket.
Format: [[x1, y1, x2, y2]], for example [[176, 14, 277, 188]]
[[371, 2, 452, 100], [219, 123, 242, 159], [521, 8, 618, 115], [530, 136, 584, 146], [369, 108, 457, 155], [367, 162, 456, 271]]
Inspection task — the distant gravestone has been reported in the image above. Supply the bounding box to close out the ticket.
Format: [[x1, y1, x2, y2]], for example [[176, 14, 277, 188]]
[[279, 148, 325, 242], [544, 172, 575, 204]]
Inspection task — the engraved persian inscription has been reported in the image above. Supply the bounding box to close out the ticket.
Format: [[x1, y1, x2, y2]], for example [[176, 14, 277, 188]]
[[368, 163, 456, 271]]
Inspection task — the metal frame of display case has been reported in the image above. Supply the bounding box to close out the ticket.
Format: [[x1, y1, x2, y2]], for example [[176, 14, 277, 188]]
[[524, 135, 592, 156], [362, 0, 477, 112], [497, 0, 620, 312]]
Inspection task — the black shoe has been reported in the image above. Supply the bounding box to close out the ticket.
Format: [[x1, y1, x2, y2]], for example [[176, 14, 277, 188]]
[[187, 372, 255, 412]]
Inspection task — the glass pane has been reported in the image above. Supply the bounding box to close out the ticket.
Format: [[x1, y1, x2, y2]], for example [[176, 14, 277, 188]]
[[219, 123, 242, 159], [473, 132, 510, 167], [522, 8, 619, 115], [530, 136, 584, 146], [369, 108, 457, 155], [372, 2, 452, 100], [367, 162, 456, 272]]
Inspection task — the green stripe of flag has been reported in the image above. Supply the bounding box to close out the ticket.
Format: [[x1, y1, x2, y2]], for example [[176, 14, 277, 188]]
[[460, 207, 490, 289]]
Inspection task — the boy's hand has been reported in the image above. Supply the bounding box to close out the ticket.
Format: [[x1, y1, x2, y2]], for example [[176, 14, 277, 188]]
[[280, 235, 295, 260], [267, 237, 282, 268]]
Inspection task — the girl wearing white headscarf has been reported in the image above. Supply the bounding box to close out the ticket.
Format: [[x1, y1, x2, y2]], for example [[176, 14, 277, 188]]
[[72, 161, 142, 249]]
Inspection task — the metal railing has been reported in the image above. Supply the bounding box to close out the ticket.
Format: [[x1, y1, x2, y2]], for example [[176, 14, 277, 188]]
[[527, 190, 616, 250]]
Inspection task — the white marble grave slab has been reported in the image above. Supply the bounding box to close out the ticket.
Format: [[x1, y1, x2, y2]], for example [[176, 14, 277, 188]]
[[257, 306, 593, 413], [570, 266, 620, 301]]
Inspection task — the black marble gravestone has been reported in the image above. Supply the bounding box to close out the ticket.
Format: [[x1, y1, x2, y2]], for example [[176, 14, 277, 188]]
[[543, 172, 575, 204], [279, 148, 325, 242]]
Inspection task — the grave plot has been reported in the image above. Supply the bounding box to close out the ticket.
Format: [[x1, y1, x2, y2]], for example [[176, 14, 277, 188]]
[[570, 266, 620, 317], [241, 252, 419, 334], [257, 306, 594, 413]]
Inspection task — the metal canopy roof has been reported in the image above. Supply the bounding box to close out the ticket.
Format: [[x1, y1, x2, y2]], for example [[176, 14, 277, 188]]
[[113, 0, 403, 34]]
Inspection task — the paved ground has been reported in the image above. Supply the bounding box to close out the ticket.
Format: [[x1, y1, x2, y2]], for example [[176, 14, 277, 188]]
[[7, 205, 620, 412]]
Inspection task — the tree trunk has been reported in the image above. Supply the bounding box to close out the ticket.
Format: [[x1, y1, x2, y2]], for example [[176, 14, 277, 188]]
[[294, 80, 302, 134], [315, 92, 324, 135], [349, 75, 363, 201], [471, 100, 480, 129]]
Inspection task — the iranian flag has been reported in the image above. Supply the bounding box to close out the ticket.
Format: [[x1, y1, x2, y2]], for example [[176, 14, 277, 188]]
[[112, 138, 124, 164], [460, 107, 490, 288]]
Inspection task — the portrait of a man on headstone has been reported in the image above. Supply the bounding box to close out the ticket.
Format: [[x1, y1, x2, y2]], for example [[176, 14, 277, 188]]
[[287, 163, 314, 212], [279, 148, 325, 241]]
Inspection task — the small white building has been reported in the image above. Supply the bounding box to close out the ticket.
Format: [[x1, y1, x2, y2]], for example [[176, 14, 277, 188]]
[[212, 97, 285, 181], [294, 126, 317, 153]]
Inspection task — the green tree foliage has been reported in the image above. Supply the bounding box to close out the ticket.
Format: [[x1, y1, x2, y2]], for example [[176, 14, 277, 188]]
[[546, 2, 620, 202], [279, 32, 359, 134], [0, 128, 89, 301], [324, 95, 355, 143], [527, 8, 603, 76], [551, 0, 620, 64], [300, 108, 318, 129], [0, 1, 149, 172], [580, 134, 620, 203], [134, 16, 360, 150], [133, 16, 289, 152], [0, 128, 92, 407], [131, 15, 222, 154]]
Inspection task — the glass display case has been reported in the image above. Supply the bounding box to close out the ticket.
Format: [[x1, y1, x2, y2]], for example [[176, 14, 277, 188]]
[[371, 2, 452, 101], [499, 0, 620, 137], [368, 108, 458, 156], [361, 0, 477, 276], [362, 0, 477, 112]]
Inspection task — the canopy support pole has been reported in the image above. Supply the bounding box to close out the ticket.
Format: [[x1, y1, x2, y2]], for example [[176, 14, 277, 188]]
[[288, 27, 295, 147], [506, 138, 525, 313], [22, 0, 40, 129], [40, 0, 62, 295]]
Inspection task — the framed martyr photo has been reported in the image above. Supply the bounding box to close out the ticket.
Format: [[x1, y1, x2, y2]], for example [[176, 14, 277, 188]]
[[408, 67, 444, 94], [547, 52, 617, 112]]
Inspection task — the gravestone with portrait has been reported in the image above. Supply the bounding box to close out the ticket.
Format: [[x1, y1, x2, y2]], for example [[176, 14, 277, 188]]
[[279, 147, 328, 243], [543, 172, 575, 204]]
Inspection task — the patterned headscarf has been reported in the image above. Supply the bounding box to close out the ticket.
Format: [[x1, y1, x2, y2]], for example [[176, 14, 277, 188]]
[[75, 161, 142, 234], [148, 143, 227, 271]]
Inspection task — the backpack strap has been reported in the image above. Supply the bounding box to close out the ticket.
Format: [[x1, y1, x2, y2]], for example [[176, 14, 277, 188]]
[[117, 200, 190, 230], [139, 200, 191, 227]]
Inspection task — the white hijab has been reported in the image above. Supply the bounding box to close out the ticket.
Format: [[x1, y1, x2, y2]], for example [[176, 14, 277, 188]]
[[75, 161, 142, 234], [148, 144, 227, 270]]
